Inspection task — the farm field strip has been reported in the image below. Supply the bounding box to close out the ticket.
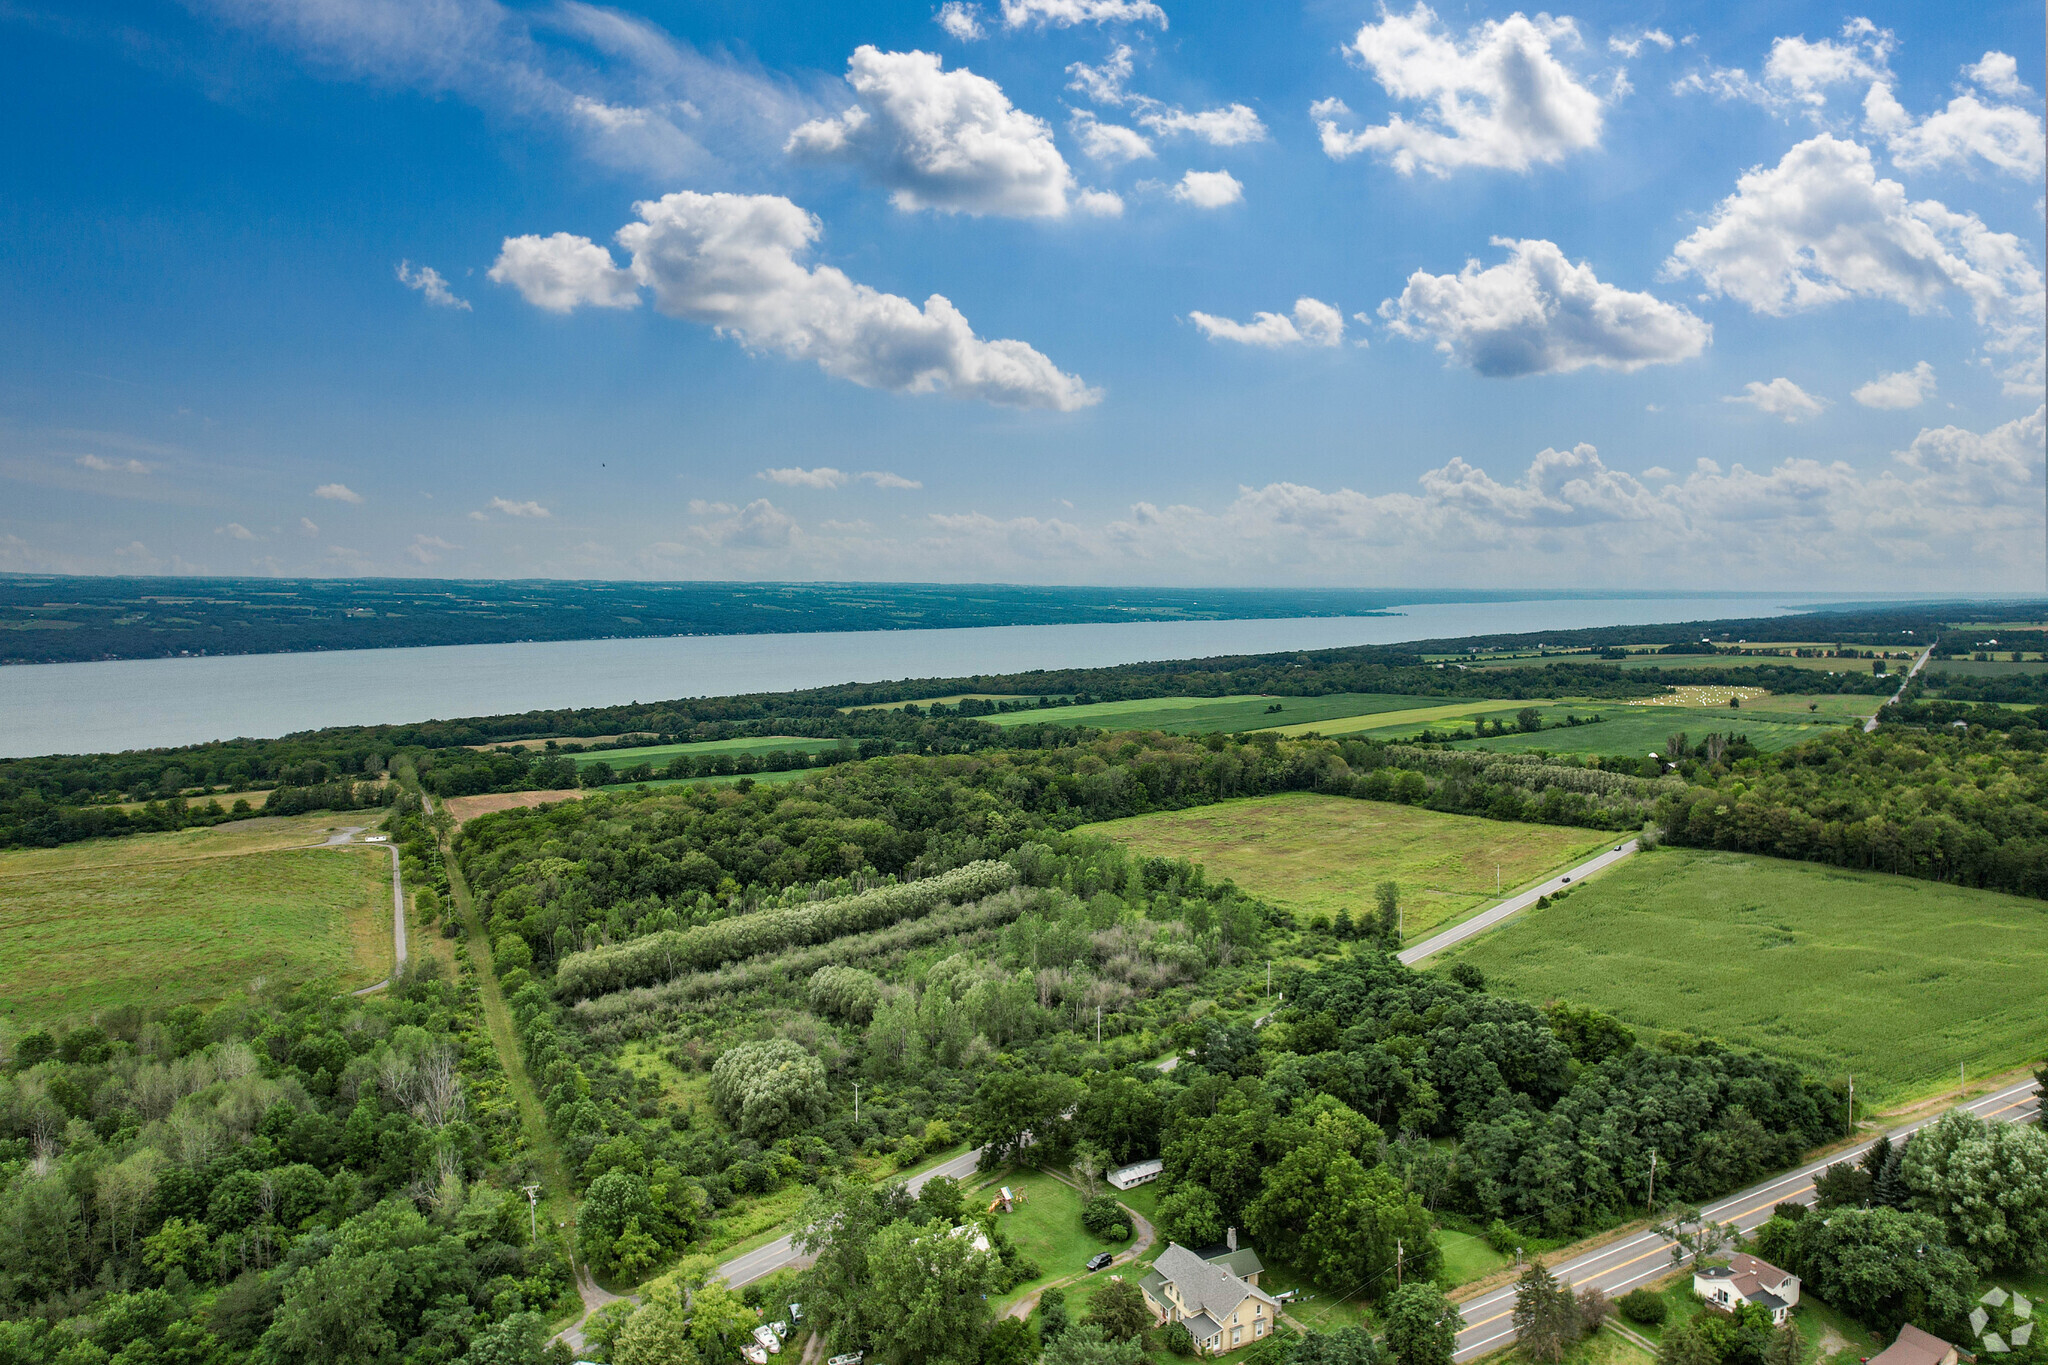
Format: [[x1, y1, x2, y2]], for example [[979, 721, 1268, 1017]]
[[1448, 706, 1838, 756], [1080, 793, 1614, 943], [570, 734, 848, 768], [985, 692, 1445, 735], [0, 812, 374, 875], [1435, 848, 2048, 1102]]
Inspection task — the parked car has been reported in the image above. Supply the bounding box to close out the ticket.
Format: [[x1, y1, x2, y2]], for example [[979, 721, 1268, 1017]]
[[1086, 1251, 1115, 1272]]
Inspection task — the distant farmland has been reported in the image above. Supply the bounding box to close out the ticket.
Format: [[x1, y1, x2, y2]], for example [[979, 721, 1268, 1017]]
[[0, 814, 393, 1021], [1435, 847, 2048, 1103], [985, 692, 1444, 735], [1081, 793, 1612, 943]]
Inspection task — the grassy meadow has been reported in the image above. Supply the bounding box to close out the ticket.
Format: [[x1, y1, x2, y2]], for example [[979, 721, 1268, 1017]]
[[1435, 847, 2048, 1102], [985, 693, 1445, 735], [1080, 793, 1614, 942], [1449, 705, 1843, 757], [0, 814, 394, 1022], [572, 734, 849, 770]]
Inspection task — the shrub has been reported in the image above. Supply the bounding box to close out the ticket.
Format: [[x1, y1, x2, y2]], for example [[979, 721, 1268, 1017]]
[[708, 1039, 828, 1140], [1616, 1290, 1667, 1326], [1483, 1219, 1518, 1254], [807, 965, 884, 1024], [1082, 1195, 1127, 1238], [1161, 1322, 1195, 1357]]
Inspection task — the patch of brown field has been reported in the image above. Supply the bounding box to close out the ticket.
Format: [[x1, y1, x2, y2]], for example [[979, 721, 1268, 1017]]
[[443, 790, 586, 824], [464, 733, 656, 752]]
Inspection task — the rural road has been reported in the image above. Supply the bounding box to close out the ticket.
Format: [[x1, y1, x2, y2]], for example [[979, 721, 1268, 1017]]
[[1865, 644, 1933, 733], [1449, 1076, 2043, 1361], [717, 1146, 987, 1288], [325, 830, 406, 995], [1399, 841, 1637, 966]]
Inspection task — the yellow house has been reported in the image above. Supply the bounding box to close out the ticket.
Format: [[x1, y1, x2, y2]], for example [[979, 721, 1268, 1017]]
[[1138, 1234, 1279, 1355]]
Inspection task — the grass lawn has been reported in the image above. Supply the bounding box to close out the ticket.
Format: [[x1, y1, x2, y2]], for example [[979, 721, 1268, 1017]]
[[1080, 793, 1615, 943], [597, 768, 817, 794], [1434, 847, 2048, 1103], [1449, 705, 1841, 757], [0, 815, 393, 1022], [1254, 1257, 1375, 1334], [1439, 1229, 1510, 1287], [571, 734, 850, 770], [981, 1169, 1128, 1312], [987, 693, 1446, 736], [1263, 698, 1543, 739]]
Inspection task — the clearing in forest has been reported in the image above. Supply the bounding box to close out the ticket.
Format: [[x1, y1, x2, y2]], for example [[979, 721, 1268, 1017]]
[[1435, 847, 2048, 1103], [0, 814, 393, 1022], [1079, 793, 1613, 942]]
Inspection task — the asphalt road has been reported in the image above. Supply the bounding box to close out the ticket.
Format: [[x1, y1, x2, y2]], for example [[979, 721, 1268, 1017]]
[[1866, 645, 1933, 733], [1399, 840, 1638, 967], [717, 1146, 988, 1288], [1450, 1076, 2043, 1361]]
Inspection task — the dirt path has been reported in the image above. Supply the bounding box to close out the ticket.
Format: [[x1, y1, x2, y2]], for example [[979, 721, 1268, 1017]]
[[349, 843, 407, 996], [1002, 1168, 1158, 1322]]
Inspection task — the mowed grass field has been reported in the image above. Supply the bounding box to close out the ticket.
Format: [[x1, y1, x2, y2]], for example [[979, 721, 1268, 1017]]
[[1435, 847, 2048, 1102], [1080, 793, 1614, 941], [0, 814, 394, 1022], [985, 693, 1444, 735], [1450, 705, 1843, 756]]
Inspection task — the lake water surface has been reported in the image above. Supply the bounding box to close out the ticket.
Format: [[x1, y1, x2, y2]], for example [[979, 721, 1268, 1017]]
[[1, 594, 1844, 756]]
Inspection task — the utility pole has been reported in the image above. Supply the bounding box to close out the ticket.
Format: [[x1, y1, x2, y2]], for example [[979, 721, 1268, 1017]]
[[1496, 865, 1501, 896], [521, 1184, 541, 1246], [853, 1082, 860, 1126], [1265, 960, 1271, 997], [1960, 1062, 1967, 1100], [1395, 1238, 1404, 1288], [1847, 1075, 1854, 1133], [1096, 1004, 1102, 1045], [1647, 1152, 1657, 1212]]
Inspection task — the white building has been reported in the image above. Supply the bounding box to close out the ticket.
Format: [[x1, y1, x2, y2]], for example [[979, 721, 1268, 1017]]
[[1694, 1254, 1800, 1325], [1107, 1158, 1163, 1190]]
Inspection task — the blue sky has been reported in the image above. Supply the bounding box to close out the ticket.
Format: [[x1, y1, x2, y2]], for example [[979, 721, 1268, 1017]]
[[1, 0, 2042, 590]]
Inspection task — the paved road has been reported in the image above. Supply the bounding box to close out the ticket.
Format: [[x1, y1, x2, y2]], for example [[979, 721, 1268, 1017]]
[[1400, 841, 1637, 966], [1450, 1077, 2042, 1361], [718, 1146, 987, 1288], [1865, 645, 1933, 733]]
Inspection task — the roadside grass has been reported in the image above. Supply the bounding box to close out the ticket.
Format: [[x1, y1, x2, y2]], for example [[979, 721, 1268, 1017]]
[[1079, 793, 1614, 942], [1434, 847, 2048, 1103], [1449, 705, 1840, 757], [1256, 1257, 1374, 1334], [1527, 1325, 1656, 1365], [570, 734, 850, 770], [0, 818, 391, 1022], [1438, 1229, 1510, 1286], [987, 693, 1446, 736]]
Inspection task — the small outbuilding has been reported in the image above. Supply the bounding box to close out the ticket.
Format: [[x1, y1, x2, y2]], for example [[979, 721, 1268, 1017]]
[[1107, 1158, 1163, 1190]]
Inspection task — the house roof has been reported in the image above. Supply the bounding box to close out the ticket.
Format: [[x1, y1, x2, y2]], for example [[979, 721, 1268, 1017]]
[[1870, 1325, 1957, 1365], [1207, 1247, 1265, 1279], [1185, 1312, 1222, 1340], [1729, 1254, 1791, 1286], [1700, 1254, 1793, 1308], [1154, 1242, 1277, 1327]]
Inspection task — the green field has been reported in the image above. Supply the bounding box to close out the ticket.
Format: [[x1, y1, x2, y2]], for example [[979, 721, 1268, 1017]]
[[0, 815, 394, 1022], [1435, 848, 2048, 1102], [1449, 705, 1843, 756], [596, 768, 817, 794], [573, 734, 849, 769], [982, 1169, 1128, 1311], [986, 693, 1445, 735], [1081, 793, 1614, 942]]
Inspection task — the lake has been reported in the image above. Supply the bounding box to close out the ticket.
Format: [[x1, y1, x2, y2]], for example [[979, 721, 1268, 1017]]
[[2, 593, 1840, 756]]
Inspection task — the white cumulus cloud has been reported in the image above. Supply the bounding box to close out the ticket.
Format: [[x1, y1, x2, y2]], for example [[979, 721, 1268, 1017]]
[[1608, 29, 1673, 58], [936, 2, 985, 40], [787, 47, 1077, 218], [496, 192, 1097, 410], [862, 470, 923, 489], [313, 483, 364, 503], [1190, 297, 1344, 348], [1964, 52, 2025, 99], [217, 522, 257, 540], [1381, 238, 1710, 377], [1724, 377, 1829, 422], [1664, 134, 2044, 395], [997, 0, 1166, 30], [395, 260, 471, 310], [1853, 361, 1936, 410], [1070, 110, 1154, 163], [1863, 55, 2043, 179], [760, 467, 849, 489], [1136, 102, 1266, 146], [1170, 169, 1242, 208], [1677, 18, 1892, 115], [1065, 44, 1133, 104], [487, 232, 642, 313], [1317, 4, 1604, 176], [486, 496, 550, 517], [76, 454, 152, 474]]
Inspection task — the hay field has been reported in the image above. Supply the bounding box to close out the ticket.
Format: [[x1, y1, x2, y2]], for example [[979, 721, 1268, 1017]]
[[0, 815, 393, 1022], [1435, 847, 2048, 1101], [987, 693, 1444, 735], [1080, 793, 1612, 942]]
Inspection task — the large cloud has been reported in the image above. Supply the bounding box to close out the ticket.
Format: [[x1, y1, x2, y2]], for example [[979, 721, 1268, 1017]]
[[1190, 298, 1344, 348], [1676, 17, 1892, 116], [1864, 54, 2043, 179], [1381, 239, 1710, 377], [1316, 4, 1604, 175], [787, 47, 1079, 217], [638, 409, 2042, 588], [487, 232, 641, 312], [490, 192, 1098, 410], [1665, 134, 2044, 394]]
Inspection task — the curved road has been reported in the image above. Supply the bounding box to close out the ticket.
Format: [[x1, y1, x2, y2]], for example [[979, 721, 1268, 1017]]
[[718, 1147, 988, 1288], [1449, 1076, 2041, 1361]]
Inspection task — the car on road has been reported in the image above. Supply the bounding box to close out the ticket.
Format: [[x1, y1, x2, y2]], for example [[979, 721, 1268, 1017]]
[[1612, 846, 1622, 852], [1086, 1251, 1115, 1272], [1560, 876, 1571, 884]]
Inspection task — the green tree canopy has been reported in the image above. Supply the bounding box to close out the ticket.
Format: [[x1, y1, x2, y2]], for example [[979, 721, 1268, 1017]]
[[707, 1039, 828, 1141]]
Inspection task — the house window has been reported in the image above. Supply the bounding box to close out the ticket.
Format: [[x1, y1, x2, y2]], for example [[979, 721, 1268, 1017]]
[[1233, 1327, 1243, 1346], [1256, 1322, 1267, 1338]]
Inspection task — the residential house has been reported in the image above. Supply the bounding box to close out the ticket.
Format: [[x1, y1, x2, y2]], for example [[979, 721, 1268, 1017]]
[[1693, 1254, 1801, 1325], [1867, 1325, 1960, 1365], [1138, 1232, 1279, 1355]]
